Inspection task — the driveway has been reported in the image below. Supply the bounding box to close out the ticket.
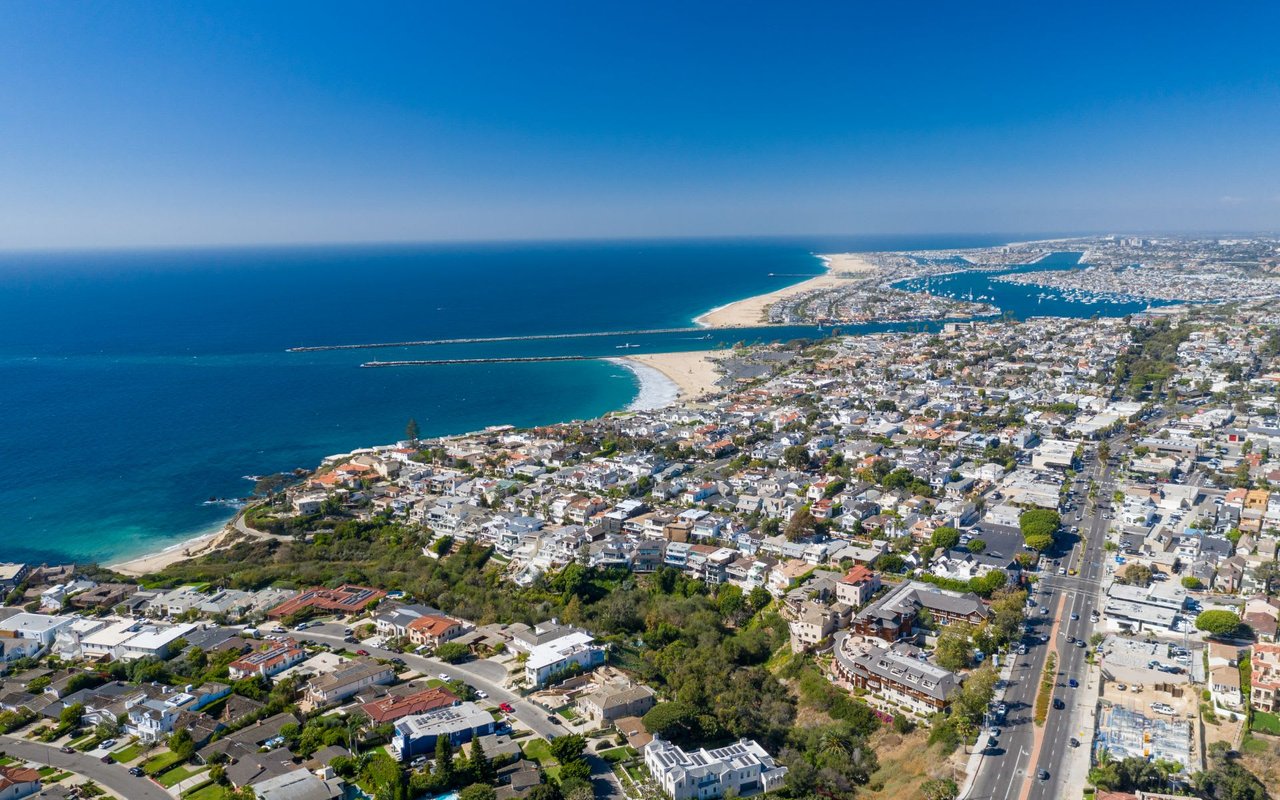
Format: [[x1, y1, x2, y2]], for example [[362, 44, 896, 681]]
[[0, 734, 171, 800]]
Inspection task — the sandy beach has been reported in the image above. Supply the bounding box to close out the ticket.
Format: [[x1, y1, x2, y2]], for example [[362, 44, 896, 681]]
[[109, 513, 268, 577], [622, 350, 725, 403], [693, 253, 877, 328]]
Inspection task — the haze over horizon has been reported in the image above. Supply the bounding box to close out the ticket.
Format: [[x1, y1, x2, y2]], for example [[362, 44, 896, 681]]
[[3, 1, 1279, 250]]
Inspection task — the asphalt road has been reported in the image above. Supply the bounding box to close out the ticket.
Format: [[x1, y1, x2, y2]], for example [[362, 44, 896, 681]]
[[965, 443, 1121, 800], [278, 624, 624, 796], [0, 734, 172, 800]]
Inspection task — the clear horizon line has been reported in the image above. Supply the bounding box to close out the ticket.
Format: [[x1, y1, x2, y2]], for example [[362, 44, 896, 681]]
[[1, 228, 1273, 256]]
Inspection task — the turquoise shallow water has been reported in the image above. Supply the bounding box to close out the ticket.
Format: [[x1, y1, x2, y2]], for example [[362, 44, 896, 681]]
[[0, 235, 1112, 564]]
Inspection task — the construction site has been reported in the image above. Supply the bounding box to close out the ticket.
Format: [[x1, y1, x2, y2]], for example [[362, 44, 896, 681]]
[[1095, 704, 1197, 773]]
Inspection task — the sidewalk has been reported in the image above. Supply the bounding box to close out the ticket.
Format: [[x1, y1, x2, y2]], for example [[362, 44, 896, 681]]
[[957, 651, 1018, 798], [1057, 652, 1102, 795]]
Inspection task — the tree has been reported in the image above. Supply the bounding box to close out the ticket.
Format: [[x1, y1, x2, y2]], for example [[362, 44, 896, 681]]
[[1118, 563, 1153, 587], [169, 727, 196, 760], [921, 777, 959, 800], [930, 526, 961, 551], [934, 622, 973, 672], [1195, 610, 1243, 637], [786, 507, 817, 542], [642, 702, 700, 743], [469, 736, 494, 784], [435, 642, 471, 663], [458, 786, 497, 800], [1181, 576, 1204, 590], [783, 446, 811, 469], [549, 734, 586, 765], [967, 539, 987, 553], [405, 418, 420, 441], [435, 736, 454, 781], [1254, 561, 1280, 596], [526, 786, 564, 800]]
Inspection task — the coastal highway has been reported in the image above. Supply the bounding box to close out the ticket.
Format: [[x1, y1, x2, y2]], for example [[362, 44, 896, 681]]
[[1028, 449, 1116, 800], [0, 734, 172, 800], [965, 443, 1119, 800]]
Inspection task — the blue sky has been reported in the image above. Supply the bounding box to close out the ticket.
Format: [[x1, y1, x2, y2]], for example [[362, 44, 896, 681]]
[[1, 1, 1278, 247]]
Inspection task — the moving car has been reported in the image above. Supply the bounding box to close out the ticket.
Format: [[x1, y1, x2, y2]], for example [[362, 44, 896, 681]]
[[1038, 769, 1050, 781], [439, 672, 451, 681], [1053, 698, 1065, 710], [1070, 613, 1079, 621], [987, 736, 998, 748], [1068, 678, 1079, 688]]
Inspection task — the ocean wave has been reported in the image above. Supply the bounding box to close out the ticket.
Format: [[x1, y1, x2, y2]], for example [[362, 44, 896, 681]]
[[609, 358, 679, 411]]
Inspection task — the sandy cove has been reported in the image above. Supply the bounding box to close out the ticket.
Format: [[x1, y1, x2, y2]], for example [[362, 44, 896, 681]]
[[693, 252, 877, 328], [624, 350, 726, 403], [109, 512, 271, 577]]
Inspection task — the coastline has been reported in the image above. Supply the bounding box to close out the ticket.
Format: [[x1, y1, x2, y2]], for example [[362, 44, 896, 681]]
[[108, 512, 267, 577], [616, 351, 725, 405], [693, 252, 877, 328]]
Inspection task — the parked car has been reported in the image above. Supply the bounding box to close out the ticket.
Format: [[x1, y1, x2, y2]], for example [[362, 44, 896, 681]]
[[1152, 703, 1176, 715], [547, 715, 562, 725], [100, 739, 116, 749], [59, 746, 75, 754], [130, 767, 145, 777], [499, 702, 514, 713], [356, 649, 370, 656], [476, 689, 488, 699]]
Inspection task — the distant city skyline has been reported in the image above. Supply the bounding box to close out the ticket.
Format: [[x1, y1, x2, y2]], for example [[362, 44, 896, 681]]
[[2, 1, 1279, 249]]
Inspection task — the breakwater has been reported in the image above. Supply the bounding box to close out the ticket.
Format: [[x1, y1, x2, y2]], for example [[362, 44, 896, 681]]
[[289, 327, 711, 352], [361, 355, 599, 368]]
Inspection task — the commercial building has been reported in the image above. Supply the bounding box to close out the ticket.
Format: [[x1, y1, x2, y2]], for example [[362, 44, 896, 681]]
[[830, 633, 960, 715]]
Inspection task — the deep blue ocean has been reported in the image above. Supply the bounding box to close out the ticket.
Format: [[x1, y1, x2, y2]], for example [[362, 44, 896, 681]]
[[0, 236, 1140, 565]]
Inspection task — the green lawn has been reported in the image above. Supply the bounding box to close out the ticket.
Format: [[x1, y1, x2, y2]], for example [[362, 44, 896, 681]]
[[159, 765, 205, 788], [521, 738, 553, 765], [624, 763, 646, 782], [599, 746, 637, 763], [1254, 710, 1280, 736], [1241, 735, 1269, 755], [142, 751, 188, 776], [556, 707, 578, 720], [111, 742, 145, 763], [182, 781, 228, 800]]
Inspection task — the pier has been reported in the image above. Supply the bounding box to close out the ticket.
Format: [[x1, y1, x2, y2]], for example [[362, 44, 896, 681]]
[[289, 327, 711, 352]]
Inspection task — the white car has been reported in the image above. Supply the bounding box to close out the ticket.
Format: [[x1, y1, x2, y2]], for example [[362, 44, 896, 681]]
[[1151, 703, 1175, 715], [439, 672, 451, 681], [476, 689, 488, 699]]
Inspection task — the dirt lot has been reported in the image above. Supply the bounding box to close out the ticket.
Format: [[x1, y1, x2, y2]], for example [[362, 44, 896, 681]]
[[861, 728, 967, 800], [1099, 677, 1196, 717]]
